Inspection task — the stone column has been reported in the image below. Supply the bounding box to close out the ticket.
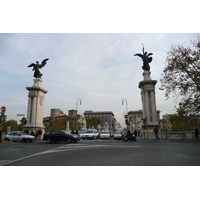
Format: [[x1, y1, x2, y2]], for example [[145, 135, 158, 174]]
[[24, 79, 48, 136], [138, 71, 159, 139]]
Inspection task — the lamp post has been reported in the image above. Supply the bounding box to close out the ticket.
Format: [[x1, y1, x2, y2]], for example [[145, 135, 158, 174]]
[[76, 98, 82, 131], [121, 97, 128, 129], [121, 97, 128, 115], [179, 102, 184, 139]]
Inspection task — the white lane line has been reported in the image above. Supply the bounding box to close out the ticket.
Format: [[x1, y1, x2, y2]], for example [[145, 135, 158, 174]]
[[0, 160, 11, 165]]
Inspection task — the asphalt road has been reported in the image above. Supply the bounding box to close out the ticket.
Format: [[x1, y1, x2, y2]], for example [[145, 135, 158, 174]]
[[1, 138, 200, 166]]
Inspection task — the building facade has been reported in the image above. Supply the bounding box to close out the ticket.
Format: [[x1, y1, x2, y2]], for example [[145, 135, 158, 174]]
[[83, 110, 116, 131], [50, 108, 65, 119], [128, 110, 160, 129]]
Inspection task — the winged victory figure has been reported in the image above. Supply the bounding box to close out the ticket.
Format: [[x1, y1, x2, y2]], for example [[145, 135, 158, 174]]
[[134, 45, 153, 71], [28, 58, 49, 78]]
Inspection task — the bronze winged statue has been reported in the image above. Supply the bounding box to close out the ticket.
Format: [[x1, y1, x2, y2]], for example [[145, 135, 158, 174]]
[[28, 58, 49, 78], [134, 45, 153, 71]]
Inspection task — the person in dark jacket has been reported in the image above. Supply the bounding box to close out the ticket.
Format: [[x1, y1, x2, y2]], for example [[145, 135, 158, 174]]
[[126, 130, 132, 140], [153, 126, 159, 140], [195, 128, 199, 139]]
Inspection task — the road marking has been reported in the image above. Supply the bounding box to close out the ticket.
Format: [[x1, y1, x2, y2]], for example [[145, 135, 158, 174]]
[[0, 160, 11, 165], [0, 144, 142, 166]]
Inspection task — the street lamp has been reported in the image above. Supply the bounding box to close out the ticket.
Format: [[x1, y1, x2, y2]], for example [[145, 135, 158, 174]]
[[76, 98, 82, 130], [121, 97, 128, 115], [179, 102, 185, 139]]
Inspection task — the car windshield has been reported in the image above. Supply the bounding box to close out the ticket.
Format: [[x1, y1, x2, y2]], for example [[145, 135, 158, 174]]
[[62, 130, 72, 135], [101, 132, 109, 134], [85, 130, 94, 133], [115, 132, 122, 134]]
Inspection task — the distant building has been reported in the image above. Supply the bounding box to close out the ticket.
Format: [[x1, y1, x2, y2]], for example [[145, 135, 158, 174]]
[[159, 114, 172, 131], [83, 110, 117, 131], [66, 109, 84, 130], [50, 108, 65, 119], [128, 110, 160, 130], [128, 110, 160, 122]]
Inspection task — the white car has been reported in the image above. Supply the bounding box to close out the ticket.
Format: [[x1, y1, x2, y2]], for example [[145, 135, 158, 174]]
[[99, 131, 111, 139], [113, 130, 123, 140], [82, 129, 99, 139], [5, 131, 35, 142]]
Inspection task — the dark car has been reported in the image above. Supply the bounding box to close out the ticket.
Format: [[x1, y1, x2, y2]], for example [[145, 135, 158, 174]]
[[43, 130, 80, 144]]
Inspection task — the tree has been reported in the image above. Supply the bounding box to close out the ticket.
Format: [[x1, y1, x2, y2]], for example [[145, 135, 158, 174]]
[[2, 120, 23, 132], [50, 118, 67, 130], [85, 117, 101, 129], [160, 36, 200, 115]]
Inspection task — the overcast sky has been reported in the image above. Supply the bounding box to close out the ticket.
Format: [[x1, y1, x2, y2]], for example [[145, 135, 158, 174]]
[[0, 33, 198, 127]]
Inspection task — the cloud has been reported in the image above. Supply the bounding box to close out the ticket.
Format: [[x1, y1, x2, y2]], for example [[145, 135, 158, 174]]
[[1, 33, 198, 126]]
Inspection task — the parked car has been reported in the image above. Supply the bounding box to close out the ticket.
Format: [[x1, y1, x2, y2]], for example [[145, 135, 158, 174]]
[[99, 131, 111, 139], [43, 130, 80, 144], [82, 129, 99, 139], [113, 130, 124, 140], [5, 131, 35, 142]]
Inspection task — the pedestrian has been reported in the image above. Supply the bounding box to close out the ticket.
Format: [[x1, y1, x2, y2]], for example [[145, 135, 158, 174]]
[[38, 129, 42, 139], [25, 129, 29, 135], [153, 126, 160, 140], [35, 130, 39, 139], [194, 128, 199, 140], [134, 129, 137, 137], [30, 130, 35, 136], [75, 130, 79, 135], [71, 130, 75, 134]]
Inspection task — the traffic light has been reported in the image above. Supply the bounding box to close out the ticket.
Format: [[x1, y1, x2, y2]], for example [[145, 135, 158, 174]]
[[21, 117, 27, 125], [3, 115, 7, 122], [142, 118, 147, 125], [125, 119, 129, 125]]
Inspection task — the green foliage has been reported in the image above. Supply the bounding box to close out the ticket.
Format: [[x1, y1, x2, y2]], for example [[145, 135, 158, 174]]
[[50, 118, 67, 130], [160, 36, 200, 115], [2, 120, 21, 132], [85, 117, 102, 129], [169, 108, 199, 131]]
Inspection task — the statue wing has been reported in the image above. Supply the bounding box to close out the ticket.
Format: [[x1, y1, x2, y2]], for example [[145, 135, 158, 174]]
[[148, 57, 153, 63], [134, 53, 144, 59], [147, 53, 153, 56], [40, 58, 49, 68], [27, 63, 35, 68]]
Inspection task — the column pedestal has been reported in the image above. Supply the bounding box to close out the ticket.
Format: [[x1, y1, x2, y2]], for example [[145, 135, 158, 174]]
[[24, 78, 48, 137], [138, 71, 159, 139]]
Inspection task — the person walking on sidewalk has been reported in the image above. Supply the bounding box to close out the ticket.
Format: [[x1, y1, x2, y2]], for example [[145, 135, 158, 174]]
[[153, 126, 160, 140]]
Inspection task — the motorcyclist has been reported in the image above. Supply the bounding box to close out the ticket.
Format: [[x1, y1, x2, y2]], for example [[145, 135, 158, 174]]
[[126, 130, 132, 140]]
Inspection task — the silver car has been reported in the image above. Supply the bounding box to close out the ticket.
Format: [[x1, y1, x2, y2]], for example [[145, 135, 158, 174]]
[[99, 131, 111, 139], [5, 131, 35, 142], [113, 130, 123, 140]]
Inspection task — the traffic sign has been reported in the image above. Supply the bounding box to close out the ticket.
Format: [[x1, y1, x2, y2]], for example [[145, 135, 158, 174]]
[[1, 106, 6, 112], [124, 115, 128, 119]]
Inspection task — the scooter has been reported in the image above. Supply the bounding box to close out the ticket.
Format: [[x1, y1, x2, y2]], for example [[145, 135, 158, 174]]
[[122, 132, 136, 142]]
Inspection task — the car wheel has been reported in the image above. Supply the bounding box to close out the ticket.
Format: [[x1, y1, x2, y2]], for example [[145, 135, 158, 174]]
[[67, 138, 72, 143], [22, 138, 27, 142], [46, 139, 51, 144]]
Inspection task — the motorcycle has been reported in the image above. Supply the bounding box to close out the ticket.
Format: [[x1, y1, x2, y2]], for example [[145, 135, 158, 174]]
[[122, 132, 136, 142]]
